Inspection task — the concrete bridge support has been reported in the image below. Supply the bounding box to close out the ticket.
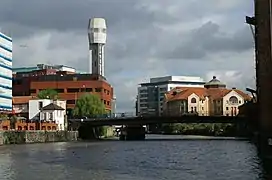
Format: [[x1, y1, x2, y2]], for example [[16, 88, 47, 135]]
[[255, 0, 272, 157], [119, 125, 146, 140]]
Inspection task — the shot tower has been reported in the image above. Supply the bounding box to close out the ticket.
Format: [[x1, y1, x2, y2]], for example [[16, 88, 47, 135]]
[[88, 18, 107, 76]]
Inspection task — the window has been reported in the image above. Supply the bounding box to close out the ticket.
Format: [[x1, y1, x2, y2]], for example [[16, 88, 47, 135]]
[[39, 102, 43, 110], [194, 107, 197, 112], [86, 88, 92, 92], [95, 88, 101, 92], [49, 113, 53, 120], [55, 89, 64, 93], [226, 107, 229, 110], [191, 98, 196, 103], [191, 107, 194, 112], [30, 89, 36, 93], [229, 96, 238, 104], [67, 88, 79, 93], [67, 100, 76, 104]]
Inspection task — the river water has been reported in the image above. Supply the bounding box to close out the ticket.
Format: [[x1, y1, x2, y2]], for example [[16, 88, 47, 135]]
[[0, 135, 269, 180]]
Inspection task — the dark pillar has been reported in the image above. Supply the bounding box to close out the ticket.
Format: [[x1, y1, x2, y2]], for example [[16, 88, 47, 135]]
[[119, 125, 146, 140], [255, 0, 272, 157]]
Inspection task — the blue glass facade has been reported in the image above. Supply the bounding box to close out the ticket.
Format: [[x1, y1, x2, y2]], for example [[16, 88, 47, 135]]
[[0, 32, 12, 111]]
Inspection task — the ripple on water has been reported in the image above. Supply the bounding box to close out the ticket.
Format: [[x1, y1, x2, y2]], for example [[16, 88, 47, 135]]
[[0, 136, 265, 180]]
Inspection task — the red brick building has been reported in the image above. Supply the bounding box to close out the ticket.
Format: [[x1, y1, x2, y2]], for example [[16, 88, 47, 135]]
[[13, 69, 114, 114]]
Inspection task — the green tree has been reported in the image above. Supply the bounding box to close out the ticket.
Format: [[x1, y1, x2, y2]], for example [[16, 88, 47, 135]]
[[37, 89, 58, 99], [10, 115, 17, 130], [73, 93, 106, 117]]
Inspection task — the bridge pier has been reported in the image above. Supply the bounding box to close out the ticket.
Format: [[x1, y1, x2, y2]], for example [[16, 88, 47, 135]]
[[119, 125, 146, 141]]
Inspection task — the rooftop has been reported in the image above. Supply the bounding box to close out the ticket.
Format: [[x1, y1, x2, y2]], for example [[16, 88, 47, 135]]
[[31, 73, 107, 82], [41, 103, 65, 111], [12, 96, 38, 104], [13, 64, 76, 74], [204, 76, 226, 88], [165, 87, 251, 102]]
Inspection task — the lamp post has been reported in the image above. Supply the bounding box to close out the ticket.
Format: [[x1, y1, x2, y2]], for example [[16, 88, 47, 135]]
[[245, 16, 256, 40]]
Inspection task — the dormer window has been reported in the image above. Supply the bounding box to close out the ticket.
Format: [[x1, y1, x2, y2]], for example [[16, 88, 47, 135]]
[[191, 98, 196, 103]]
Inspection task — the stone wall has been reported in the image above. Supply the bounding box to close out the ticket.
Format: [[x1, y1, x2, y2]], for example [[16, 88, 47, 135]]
[[0, 130, 78, 145]]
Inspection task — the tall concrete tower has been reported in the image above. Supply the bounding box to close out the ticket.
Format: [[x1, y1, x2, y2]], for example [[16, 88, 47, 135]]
[[88, 18, 107, 76]]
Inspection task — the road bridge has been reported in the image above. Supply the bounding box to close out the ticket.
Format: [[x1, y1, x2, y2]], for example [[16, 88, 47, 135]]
[[68, 114, 249, 140], [68, 115, 246, 127]]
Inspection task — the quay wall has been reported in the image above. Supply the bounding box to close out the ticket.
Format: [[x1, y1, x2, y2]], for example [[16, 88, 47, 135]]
[[0, 130, 78, 145]]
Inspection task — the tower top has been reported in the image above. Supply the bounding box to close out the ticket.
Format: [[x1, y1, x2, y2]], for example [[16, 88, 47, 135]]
[[88, 18, 107, 44]]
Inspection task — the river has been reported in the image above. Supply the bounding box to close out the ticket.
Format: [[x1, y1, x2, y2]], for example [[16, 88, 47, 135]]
[[0, 135, 269, 180]]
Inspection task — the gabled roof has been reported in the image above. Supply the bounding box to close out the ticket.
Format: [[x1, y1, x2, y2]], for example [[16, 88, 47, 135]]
[[168, 88, 207, 101], [166, 87, 251, 102], [41, 103, 64, 111]]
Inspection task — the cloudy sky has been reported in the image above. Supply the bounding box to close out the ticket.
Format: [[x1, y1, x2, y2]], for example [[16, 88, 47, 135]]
[[1, 0, 255, 112]]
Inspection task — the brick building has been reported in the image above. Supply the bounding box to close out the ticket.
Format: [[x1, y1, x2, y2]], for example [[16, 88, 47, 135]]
[[12, 65, 114, 116]]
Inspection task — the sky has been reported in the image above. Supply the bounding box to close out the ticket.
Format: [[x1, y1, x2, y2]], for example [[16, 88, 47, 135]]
[[0, 0, 255, 112]]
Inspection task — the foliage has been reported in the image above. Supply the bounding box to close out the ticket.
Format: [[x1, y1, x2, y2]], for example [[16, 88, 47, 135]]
[[37, 89, 58, 99], [10, 115, 17, 130], [73, 93, 106, 117], [0, 113, 8, 119], [160, 123, 237, 136]]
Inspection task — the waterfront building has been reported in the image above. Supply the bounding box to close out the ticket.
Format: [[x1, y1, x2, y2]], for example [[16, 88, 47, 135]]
[[137, 76, 206, 116], [12, 64, 114, 116], [164, 76, 252, 116], [29, 99, 66, 130], [0, 32, 12, 112]]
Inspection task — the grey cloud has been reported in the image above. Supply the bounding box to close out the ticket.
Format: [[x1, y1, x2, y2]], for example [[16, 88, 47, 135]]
[[0, 0, 156, 38], [6, 0, 254, 112], [161, 21, 253, 60]]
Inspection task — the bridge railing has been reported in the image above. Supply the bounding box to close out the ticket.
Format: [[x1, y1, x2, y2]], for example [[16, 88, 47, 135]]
[[69, 111, 243, 121]]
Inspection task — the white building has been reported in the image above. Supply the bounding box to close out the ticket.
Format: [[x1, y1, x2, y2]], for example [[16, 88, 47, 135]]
[[0, 32, 12, 112], [137, 76, 206, 116], [29, 99, 67, 130]]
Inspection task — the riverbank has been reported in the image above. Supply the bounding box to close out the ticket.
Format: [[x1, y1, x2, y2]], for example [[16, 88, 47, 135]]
[[154, 123, 249, 137], [0, 130, 78, 145]]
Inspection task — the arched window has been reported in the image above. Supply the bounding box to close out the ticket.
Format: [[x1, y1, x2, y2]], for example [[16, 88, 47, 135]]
[[191, 98, 196, 103], [229, 96, 238, 104]]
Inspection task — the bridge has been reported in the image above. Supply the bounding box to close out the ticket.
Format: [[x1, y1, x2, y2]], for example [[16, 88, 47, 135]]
[[68, 114, 246, 127]]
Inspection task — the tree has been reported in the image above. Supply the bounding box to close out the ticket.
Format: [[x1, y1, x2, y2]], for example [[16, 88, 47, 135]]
[[37, 89, 58, 99], [73, 93, 106, 117]]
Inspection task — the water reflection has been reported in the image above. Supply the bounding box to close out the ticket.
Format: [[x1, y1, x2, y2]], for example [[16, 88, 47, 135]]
[[0, 136, 269, 180], [0, 146, 15, 179]]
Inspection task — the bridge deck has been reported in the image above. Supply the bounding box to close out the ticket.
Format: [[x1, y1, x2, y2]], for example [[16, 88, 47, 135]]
[[69, 115, 246, 126]]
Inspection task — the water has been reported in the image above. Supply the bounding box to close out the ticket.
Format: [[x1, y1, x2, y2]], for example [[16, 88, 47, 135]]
[[0, 135, 268, 180]]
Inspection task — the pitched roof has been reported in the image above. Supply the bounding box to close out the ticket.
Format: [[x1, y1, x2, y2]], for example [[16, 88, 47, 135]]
[[168, 88, 207, 101], [41, 103, 64, 111], [167, 87, 251, 102], [12, 96, 37, 104], [164, 87, 189, 100]]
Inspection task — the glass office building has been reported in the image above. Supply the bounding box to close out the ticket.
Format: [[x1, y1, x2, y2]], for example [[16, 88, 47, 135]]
[[0, 32, 12, 111]]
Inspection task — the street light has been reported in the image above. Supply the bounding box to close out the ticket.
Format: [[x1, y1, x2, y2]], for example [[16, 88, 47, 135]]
[[245, 16, 256, 41]]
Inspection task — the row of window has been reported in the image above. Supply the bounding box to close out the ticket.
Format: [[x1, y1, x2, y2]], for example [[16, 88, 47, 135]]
[[190, 96, 241, 104], [31, 88, 110, 95]]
